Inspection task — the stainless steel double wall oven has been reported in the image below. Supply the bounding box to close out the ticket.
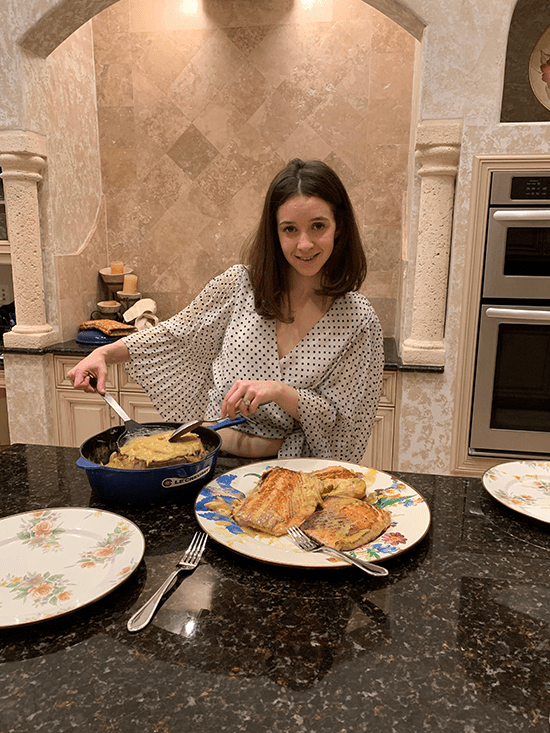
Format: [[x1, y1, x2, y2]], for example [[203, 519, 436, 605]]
[[470, 170, 550, 458]]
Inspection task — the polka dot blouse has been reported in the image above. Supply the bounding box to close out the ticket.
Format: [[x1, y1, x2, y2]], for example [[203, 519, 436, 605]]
[[123, 264, 385, 463]]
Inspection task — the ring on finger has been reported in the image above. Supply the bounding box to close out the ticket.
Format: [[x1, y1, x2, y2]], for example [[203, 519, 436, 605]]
[[242, 398, 251, 407]]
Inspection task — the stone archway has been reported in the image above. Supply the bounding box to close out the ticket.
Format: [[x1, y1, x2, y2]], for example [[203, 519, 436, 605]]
[[19, 0, 425, 59], [20, 0, 119, 58]]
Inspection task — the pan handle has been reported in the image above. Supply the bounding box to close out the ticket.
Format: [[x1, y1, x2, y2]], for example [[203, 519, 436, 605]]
[[208, 416, 247, 431], [207, 400, 271, 432], [77, 456, 98, 470]]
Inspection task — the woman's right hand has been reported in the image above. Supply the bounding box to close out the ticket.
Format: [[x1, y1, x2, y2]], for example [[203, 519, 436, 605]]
[[68, 340, 131, 394], [67, 350, 109, 394]]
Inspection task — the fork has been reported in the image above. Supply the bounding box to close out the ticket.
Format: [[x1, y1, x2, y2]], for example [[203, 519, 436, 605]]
[[127, 532, 208, 632], [287, 526, 388, 577]]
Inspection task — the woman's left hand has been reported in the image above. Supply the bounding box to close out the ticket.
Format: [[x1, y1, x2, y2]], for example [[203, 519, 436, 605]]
[[222, 380, 299, 421]]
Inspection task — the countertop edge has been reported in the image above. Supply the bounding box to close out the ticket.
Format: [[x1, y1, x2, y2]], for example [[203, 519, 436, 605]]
[[0, 337, 445, 373]]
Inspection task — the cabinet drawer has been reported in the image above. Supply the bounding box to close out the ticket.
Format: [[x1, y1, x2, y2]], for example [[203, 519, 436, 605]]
[[54, 356, 117, 390]]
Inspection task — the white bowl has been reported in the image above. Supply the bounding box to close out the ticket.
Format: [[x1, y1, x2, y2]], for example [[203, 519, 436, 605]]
[[97, 300, 121, 314], [99, 266, 133, 284]]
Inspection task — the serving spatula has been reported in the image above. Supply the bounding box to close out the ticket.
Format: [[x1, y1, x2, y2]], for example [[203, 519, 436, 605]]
[[168, 401, 272, 442], [89, 376, 169, 450]]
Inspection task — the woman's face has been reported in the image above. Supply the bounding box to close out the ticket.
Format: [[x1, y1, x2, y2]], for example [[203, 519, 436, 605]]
[[276, 195, 336, 284]]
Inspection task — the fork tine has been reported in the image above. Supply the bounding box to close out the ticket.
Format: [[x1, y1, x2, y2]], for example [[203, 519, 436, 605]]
[[288, 526, 304, 535], [287, 526, 300, 542], [289, 525, 312, 545], [292, 526, 305, 539], [193, 532, 208, 563], [185, 531, 207, 565], [184, 531, 199, 554], [288, 524, 389, 577], [183, 532, 201, 561], [287, 525, 309, 550]]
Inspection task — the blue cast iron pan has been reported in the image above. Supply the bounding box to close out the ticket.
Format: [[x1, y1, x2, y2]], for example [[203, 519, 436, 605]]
[[77, 417, 245, 507]]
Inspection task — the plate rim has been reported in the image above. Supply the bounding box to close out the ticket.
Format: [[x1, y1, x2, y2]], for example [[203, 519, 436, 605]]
[[482, 460, 550, 524], [194, 457, 431, 569], [0, 506, 145, 628]]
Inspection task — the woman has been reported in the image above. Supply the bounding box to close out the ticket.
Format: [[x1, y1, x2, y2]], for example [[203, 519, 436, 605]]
[[69, 158, 384, 462]]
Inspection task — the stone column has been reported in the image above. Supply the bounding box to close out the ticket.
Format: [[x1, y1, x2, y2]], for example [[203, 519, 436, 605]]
[[0, 130, 58, 348], [401, 119, 462, 366]]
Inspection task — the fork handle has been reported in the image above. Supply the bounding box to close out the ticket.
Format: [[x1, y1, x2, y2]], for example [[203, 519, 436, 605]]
[[317, 547, 389, 576], [127, 568, 182, 632]]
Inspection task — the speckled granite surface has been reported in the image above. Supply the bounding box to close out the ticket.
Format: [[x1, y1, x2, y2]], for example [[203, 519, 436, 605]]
[[0, 337, 445, 373], [0, 444, 548, 732]]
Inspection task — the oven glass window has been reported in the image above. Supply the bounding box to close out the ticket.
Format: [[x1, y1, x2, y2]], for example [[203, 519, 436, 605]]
[[491, 324, 550, 432], [503, 228, 550, 276]]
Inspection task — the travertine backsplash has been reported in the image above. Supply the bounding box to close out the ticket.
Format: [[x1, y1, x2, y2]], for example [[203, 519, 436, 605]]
[[90, 0, 416, 333]]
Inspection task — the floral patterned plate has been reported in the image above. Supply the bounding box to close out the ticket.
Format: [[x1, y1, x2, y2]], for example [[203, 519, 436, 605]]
[[195, 458, 431, 568], [482, 461, 550, 523], [0, 507, 145, 627]]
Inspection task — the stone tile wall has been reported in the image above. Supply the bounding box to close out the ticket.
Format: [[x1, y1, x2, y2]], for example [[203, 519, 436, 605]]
[[93, 0, 416, 333]]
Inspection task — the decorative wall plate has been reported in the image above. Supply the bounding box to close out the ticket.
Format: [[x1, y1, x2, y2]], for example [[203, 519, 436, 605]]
[[529, 26, 550, 111]]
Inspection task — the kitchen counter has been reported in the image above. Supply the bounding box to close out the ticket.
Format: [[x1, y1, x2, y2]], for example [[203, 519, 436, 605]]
[[1, 444, 548, 732], [0, 337, 445, 373]]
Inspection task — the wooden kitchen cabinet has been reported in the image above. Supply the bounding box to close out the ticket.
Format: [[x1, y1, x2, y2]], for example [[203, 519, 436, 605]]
[[118, 393, 165, 424], [362, 371, 397, 471], [55, 389, 116, 447], [53, 356, 399, 469], [0, 369, 9, 450], [53, 356, 162, 447]]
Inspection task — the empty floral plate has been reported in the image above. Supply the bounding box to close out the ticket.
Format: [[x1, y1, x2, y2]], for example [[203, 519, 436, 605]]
[[195, 458, 431, 568], [482, 461, 550, 523], [0, 507, 145, 627]]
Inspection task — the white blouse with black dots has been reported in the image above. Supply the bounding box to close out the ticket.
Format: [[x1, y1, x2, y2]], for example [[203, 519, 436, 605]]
[[122, 264, 384, 463]]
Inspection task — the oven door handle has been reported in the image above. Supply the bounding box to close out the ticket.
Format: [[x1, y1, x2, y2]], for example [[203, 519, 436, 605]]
[[486, 307, 550, 322], [493, 209, 550, 221]]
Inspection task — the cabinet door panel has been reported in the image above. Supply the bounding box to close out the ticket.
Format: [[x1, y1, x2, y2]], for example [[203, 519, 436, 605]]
[[56, 391, 116, 447], [362, 407, 395, 471], [379, 371, 397, 406], [119, 393, 163, 423], [118, 365, 140, 390]]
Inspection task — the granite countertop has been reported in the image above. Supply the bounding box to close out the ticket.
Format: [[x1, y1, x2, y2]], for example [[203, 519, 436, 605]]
[[0, 337, 445, 373], [0, 444, 548, 732]]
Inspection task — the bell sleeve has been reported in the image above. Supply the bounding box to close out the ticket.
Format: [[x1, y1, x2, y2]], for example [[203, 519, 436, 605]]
[[285, 313, 385, 463], [121, 265, 244, 422]]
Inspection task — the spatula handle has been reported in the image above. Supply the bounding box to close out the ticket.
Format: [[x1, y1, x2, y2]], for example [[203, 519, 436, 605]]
[[100, 390, 133, 423], [89, 375, 133, 423]]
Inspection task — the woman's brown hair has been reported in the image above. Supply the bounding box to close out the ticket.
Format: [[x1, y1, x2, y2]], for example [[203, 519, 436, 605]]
[[242, 158, 367, 322]]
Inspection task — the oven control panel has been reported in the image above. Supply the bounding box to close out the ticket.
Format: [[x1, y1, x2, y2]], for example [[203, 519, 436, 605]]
[[490, 170, 550, 205]]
